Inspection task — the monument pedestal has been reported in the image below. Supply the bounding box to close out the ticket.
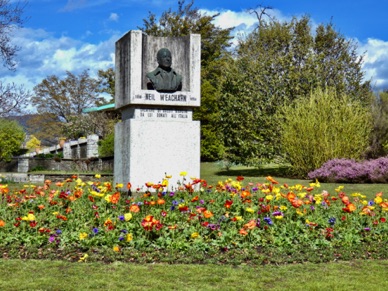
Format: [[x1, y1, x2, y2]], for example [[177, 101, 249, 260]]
[[114, 31, 201, 189], [114, 110, 200, 189]]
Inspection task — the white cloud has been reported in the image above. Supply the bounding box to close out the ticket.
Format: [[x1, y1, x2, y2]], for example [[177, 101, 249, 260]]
[[0, 27, 116, 99], [109, 13, 119, 22], [358, 38, 388, 91]]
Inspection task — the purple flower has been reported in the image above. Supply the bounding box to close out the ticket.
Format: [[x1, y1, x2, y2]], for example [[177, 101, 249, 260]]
[[169, 192, 175, 197], [92, 227, 99, 234], [56, 229, 62, 235], [272, 211, 283, 217], [256, 218, 261, 227], [199, 199, 205, 204], [118, 215, 125, 221], [48, 235, 56, 243], [364, 227, 371, 231], [328, 217, 336, 225], [264, 217, 273, 225], [310, 206, 315, 211]]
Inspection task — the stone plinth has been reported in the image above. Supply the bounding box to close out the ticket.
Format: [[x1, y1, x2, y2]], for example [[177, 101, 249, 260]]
[[114, 30, 201, 189]]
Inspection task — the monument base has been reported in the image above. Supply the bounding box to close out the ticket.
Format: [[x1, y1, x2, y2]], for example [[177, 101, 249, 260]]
[[114, 117, 200, 190]]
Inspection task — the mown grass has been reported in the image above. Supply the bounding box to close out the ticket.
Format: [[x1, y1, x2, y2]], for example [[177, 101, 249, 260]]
[[0, 259, 387, 290]]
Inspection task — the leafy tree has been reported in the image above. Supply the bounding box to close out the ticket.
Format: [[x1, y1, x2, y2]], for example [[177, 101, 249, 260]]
[[139, 0, 233, 161], [0, 118, 25, 161], [30, 70, 104, 144], [367, 91, 388, 158], [220, 13, 372, 165], [98, 132, 115, 157], [0, 0, 27, 70], [97, 68, 115, 102], [280, 87, 371, 177], [0, 82, 31, 117]]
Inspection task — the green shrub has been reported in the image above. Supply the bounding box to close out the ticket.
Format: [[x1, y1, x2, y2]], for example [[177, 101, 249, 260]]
[[0, 119, 25, 161], [280, 87, 372, 177], [98, 132, 114, 157]]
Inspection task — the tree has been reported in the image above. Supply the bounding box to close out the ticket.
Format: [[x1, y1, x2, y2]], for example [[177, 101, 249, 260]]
[[139, 0, 234, 161], [25, 135, 41, 151], [97, 68, 115, 102], [220, 13, 372, 165], [0, 118, 25, 161], [0, 0, 27, 70], [366, 91, 388, 158], [30, 70, 104, 144], [0, 82, 31, 117]]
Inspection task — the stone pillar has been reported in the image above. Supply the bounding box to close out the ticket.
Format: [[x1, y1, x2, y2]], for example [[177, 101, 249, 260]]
[[87, 134, 99, 158], [63, 142, 71, 159], [114, 30, 201, 189], [17, 158, 29, 173]]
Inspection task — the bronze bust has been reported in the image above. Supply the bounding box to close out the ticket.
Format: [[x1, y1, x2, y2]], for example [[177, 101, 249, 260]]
[[146, 48, 182, 92]]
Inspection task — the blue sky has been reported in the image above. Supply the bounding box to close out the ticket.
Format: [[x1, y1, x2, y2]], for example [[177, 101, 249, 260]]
[[2, 0, 388, 105]]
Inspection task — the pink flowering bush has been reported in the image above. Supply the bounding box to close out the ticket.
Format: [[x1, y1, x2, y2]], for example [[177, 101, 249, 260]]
[[308, 157, 388, 183]]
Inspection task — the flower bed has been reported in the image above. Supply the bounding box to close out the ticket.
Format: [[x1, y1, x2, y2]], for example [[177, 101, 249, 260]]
[[0, 174, 387, 263]]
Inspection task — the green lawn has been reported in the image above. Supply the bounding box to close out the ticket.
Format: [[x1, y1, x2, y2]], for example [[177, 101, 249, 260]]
[[0, 259, 387, 290]]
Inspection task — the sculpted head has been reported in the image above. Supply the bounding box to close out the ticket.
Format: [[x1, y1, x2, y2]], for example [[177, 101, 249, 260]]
[[156, 48, 172, 69]]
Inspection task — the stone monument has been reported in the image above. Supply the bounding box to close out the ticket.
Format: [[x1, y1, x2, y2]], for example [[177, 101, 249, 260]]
[[114, 31, 201, 189]]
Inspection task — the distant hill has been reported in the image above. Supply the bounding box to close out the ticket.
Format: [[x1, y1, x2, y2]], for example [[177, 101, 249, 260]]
[[6, 114, 39, 134]]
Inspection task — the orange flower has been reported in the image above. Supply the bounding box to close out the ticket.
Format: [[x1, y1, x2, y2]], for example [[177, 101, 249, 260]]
[[38, 204, 45, 210], [110, 192, 120, 204], [266, 176, 279, 184], [341, 196, 350, 205], [244, 219, 256, 230], [191, 195, 199, 202], [129, 204, 140, 213], [343, 203, 356, 213], [0, 220, 5, 227], [239, 228, 248, 236], [127, 182, 132, 190], [203, 210, 213, 218], [291, 199, 303, 208], [287, 192, 296, 202], [241, 190, 251, 198], [157, 198, 165, 205]]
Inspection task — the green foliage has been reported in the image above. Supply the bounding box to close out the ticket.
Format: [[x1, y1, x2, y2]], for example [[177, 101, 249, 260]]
[[140, 0, 233, 161], [220, 14, 372, 166], [280, 87, 372, 177], [98, 132, 114, 157], [367, 91, 388, 158], [0, 118, 25, 161]]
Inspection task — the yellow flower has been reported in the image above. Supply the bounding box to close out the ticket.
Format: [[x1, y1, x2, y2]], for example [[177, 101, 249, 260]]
[[361, 200, 368, 205], [265, 195, 273, 201], [180, 171, 187, 176], [115, 183, 123, 189], [245, 207, 255, 213], [280, 205, 288, 211], [309, 180, 320, 188], [165, 174, 172, 179], [375, 196, 383, 204], [27, 213, 36, 221], [351, 192, 362, 197], [124, 213, 133, 221], [161, 179, 169, 187], [95, 174, 101, 179], [79, 232, 88, 240], [261, 188, 270, 194], [297, 192, 306, 199], [104, 194, 112, 203], [274, 215, 283, 220], [296, 209, 304, 216], [126, 233, 133, 242], [335, 186, 344, 192], [78, 253, 89, 262], [90, 190, 104, 198], [113, 245, 120, 252], [191, 232, 200, 239], [52, 212, 59, 215], [235, 216, 243, 221]]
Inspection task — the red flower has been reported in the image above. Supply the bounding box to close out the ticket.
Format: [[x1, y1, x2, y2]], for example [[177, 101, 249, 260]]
[[380, 217, 386, 223], [236, 176, 244, 181], [224, 200, 233, 208], [29, 221, 37, 228]]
